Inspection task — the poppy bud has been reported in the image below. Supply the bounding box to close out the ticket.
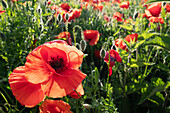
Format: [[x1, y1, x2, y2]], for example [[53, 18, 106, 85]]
[[57, 14, 62, 22], [37, 8, 42, 14], [100, 49, 106, 59], [80, 40, 86, 51], [44, 1, 47, 6], [133, 12, 138, 19], [2, 0, 8, 8], [65, 13, 69, 21]]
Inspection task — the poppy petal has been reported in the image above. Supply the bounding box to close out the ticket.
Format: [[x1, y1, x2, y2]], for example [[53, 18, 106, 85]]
[[39, 100, 72, 113], [67, 46, 84, 69], [68, 83, 84, 99], [8, 66, 45, 107], [42, 68, 86, 98], [25, 46, 51, 84]]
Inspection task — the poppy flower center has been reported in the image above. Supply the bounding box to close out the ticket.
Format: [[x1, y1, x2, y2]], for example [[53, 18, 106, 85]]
[[110, 56, 116, 62], [49, 56, 66, 72]]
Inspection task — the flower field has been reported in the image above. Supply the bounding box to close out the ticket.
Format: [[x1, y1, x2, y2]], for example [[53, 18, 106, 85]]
[[0, 0, 170, 113]]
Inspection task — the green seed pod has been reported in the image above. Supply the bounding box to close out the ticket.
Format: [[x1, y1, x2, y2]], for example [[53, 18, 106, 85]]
[[65, 13, 69, 21], [80, 40, 86, 51], [57, 13, 62, 22], [2, 0, 8, 8], [100, 49, 106, 59]]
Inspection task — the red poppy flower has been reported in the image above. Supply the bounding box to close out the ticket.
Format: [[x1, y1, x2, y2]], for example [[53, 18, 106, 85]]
[[72, 8, 82, 19], [147, 2, 161, 17], [124, 33, 138, 43], [68, 83, 84, 99], [8, 66, 46, 107], [164, 4, 170, 13], [39, 100, 72, 113], [104, 49, 122, 67], [120, 1, 130, 9], [83, 30, 100, 46], [113, 12, 123, 22], [115, 34, 138, 52], [24, 40, 86, 98], [55, 32, 72, 45], [59, 3, 71, 12], [115, 38, 128, 52], [93, 3, 103, 11]]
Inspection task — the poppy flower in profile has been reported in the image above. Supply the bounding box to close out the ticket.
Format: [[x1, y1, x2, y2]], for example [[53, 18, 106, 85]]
[[8, 66, 46, 107], [68, 83, 84, 99], [124, 33, 138, 43], [84, 30, 100, 46], [55, 32, 72, 45], [115, 33, 138, 52], [72, 8, 82, 19], [104, 49, 122, 76], [59, 3, 71, 11], [147, 2, 161, 17], [164, 4, 170, 13], [119, 1, 130, 9], [113, 12, 123, 22], [25, 40, 86, 98], [39, 100, 72, 113]]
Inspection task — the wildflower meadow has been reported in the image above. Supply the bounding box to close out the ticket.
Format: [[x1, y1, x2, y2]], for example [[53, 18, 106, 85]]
[[0, 0, 170, 113]]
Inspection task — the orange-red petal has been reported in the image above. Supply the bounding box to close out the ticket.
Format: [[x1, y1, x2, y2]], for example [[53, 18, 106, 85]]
[[147, 2, 161, 17], [41, 68, 86, 98], [8, 66, 45, 107], [84, 30, 100, 46], [68, 83, 84, 99], [39, 100, 72, 113]]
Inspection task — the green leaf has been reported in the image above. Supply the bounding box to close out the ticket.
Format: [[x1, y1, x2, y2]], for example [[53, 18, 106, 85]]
[[128, 58, 155, 68], [138, 78, 167, 105], [119, 24, 133, 31], [145, 36, 170, 51], [140, 32, 158, 40]]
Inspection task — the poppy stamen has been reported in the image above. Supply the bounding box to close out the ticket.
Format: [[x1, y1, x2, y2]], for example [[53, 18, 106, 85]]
[[49, 56, 65, 72]]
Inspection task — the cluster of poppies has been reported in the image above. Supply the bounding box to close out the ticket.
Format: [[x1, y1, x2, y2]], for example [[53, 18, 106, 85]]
[[142, 2, 170, 24], [50, 3, 82, 22], [9, 40, 87, 112], [55, 30, 100, 46]]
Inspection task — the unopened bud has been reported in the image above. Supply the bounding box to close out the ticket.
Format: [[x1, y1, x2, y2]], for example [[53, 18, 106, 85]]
[[80, 40, 86, 51], [2, 0, 8, 8], [100, 49, 106, 59], [133, 12, 138, 19], [65, 13, 69, 21], [57, 14, 62, 22]]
